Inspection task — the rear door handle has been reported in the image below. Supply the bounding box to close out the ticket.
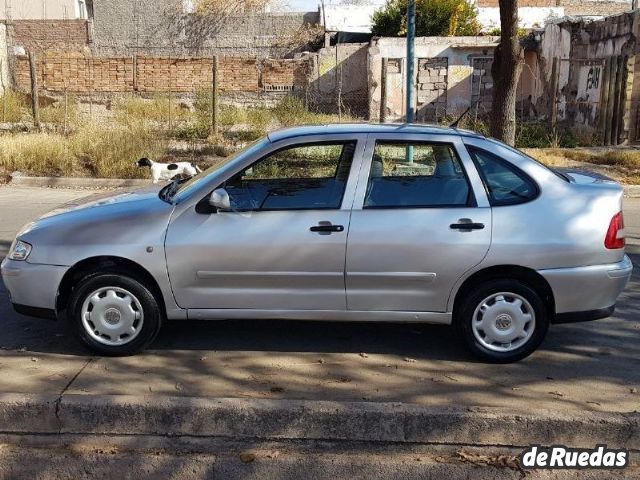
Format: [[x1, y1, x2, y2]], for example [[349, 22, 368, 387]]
[[310, 222, 345, 234], [450, 219, 485, 231]]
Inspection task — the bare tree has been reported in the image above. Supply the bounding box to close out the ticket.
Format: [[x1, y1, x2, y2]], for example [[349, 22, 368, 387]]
[[490, 0, 523, 146]]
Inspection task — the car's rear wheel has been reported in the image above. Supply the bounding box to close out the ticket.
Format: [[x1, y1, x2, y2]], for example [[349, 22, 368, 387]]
[[68, 273, 162, 356], [456, 279, 549, 363]]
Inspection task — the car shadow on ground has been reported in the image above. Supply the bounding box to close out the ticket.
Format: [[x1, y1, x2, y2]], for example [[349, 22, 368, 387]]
[[1, 255, 638, 366]]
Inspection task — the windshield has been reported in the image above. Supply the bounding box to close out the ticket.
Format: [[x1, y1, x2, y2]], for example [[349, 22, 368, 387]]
[[165, 137, 269, 202]]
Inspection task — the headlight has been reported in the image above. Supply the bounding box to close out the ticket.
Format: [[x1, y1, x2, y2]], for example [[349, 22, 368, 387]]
[[8, 240, 32, 261]]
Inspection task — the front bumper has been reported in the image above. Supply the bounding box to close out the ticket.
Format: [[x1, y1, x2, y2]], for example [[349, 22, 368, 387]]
[[1, 258, 68, 314], [539, 255, 633, 316]]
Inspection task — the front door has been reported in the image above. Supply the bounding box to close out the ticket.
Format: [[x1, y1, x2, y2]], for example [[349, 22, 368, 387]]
[[346, 135, 492, 312], [166, 139, 360, 311]]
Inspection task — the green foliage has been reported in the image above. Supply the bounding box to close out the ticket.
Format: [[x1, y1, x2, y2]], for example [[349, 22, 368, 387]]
[[371, 0, 480, 37]]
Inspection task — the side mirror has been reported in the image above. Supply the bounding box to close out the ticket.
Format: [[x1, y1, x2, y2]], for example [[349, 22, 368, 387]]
[[208, 188, 231, 211]]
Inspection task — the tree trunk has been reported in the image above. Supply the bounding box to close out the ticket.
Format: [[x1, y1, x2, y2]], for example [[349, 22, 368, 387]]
[[490, 0, 523, 146]]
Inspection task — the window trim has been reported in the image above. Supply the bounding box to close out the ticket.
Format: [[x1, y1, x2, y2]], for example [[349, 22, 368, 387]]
[[198, 140, 358, 213], [362, 140, 477, 210], [466, 146, 540, 207]]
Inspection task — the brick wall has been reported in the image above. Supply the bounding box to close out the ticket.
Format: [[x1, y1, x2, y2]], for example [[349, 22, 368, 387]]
[[14, 51, 310, 94], [10, 20, 90, 51]]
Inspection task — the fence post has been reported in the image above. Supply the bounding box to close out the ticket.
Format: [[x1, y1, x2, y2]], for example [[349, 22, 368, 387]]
[[605, 57, 618, 146], [549, 57, 558, 134], [599, 58, 611, 145], [380, 58, 388, 123], [0, 59, 6, 123], [211, 55, 219, 135], [28, 51, 41, 131]]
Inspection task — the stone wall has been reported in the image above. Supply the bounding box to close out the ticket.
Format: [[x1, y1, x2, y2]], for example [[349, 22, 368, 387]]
[[535, 12, 640, 144], [9, 19, 90, 52], [13, 51, 311, 98]]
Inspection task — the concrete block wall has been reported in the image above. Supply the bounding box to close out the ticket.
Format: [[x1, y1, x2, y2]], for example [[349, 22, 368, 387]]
[[91, 0, 320, 58], [416, 57, 448, 121]]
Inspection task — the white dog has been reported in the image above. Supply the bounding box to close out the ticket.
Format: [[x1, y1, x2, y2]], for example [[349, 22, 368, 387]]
[[137, 158, 202, 183]]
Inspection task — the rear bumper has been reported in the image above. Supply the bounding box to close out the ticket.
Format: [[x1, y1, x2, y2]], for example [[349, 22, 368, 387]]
[[539, 255, 633, 316], [1, 258, 67, 312]]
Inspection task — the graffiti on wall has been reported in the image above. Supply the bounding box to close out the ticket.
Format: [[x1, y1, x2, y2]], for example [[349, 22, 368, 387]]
[[575, 63, 603, 125]]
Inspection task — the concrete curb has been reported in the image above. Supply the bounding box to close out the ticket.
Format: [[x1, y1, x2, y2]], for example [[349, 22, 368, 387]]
[[8, 175, 150, 189], [0, 393, 638, 449], [625, 185, 640, 198]]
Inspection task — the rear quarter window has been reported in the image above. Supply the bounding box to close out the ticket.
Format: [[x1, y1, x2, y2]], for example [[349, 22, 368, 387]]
[[467, 147, 539, 206]]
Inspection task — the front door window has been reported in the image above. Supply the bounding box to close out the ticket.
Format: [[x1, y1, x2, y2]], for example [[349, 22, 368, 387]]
[[224, 141, 356, 211]]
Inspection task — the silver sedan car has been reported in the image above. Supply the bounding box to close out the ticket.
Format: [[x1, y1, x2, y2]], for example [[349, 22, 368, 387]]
[[1, 124, 632, 362]]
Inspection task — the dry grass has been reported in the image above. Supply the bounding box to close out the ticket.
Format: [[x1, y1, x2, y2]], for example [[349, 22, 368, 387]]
[[524, 148, 640, 184], [115, 94, 191, 127], [0, 94, 357, 179], [0, 122, 166, 179], [0, 89, 28, 123]]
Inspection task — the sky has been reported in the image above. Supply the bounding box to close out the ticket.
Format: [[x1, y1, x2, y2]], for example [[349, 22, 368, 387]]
[[284, 0, 320, 10]]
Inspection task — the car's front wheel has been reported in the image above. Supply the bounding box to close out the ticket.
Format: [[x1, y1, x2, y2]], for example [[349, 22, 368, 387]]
[[456, 279, 549, 363], [68, 273, 162, 356]]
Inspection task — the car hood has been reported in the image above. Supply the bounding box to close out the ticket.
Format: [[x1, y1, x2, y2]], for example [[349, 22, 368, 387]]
[[17, 185, 176, 266], [37, 185, 164, 221]]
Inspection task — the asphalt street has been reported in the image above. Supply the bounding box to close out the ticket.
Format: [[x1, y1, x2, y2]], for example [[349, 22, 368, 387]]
[[0, 185, 638, 412]]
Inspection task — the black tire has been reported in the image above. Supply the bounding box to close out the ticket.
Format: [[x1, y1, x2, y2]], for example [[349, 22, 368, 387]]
[[455, 279, 549, 363], [67, 272, 163, 356]]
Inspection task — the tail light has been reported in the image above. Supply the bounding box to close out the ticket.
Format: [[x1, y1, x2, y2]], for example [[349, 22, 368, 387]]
[[605, 212, 625, 249]]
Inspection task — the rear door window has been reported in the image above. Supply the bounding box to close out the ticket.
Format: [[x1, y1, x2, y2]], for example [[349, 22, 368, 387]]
[[364, 142, 472, 208], [467, 147, 539, 206]]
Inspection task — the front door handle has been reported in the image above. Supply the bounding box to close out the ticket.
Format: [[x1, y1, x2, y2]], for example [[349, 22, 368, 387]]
[[310, 222, 345, 234], [450, 218, 485, 231]]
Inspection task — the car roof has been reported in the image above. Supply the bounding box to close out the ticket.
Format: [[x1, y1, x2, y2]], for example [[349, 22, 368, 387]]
[[267, 123, 486, 143]]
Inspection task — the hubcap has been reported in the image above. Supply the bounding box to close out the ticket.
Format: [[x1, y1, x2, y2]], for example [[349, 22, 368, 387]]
[[471, 292, 535, 353], [81, 287, 144, 346]]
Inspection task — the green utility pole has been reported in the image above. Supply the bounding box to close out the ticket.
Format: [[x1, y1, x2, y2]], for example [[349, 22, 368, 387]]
[[406, 0, 416, 124], [405, 0, 416, 162]]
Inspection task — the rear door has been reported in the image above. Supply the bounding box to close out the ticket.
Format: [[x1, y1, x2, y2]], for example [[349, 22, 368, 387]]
[[345, 133, 491, 312]]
